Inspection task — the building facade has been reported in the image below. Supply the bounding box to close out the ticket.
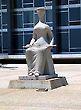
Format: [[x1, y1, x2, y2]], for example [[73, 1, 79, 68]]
[[0, 0, 81, 55]]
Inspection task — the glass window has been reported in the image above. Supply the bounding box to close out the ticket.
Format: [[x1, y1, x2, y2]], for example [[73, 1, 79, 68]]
[[46, 22, 53, 27], [58, 12, 68, 26], [13, 32, 23, 53], [2, 12, 7, 24], [69, 21, 80, 25], [23, 0, 33, 3], [3, 32, 8, 51], [45, 2, 52, 6], [45, 0, 52, 6], [1, 4, 7, 9], [17, 15, 23, 28], [45, 0, 52, 1], [23, 3, 33, 8], [2, 0, 7, 4], [0, 33, 1, 52], [0, 0, 1, 9], [69, 0, 80, 4], [34, 14, 39, 24], [46, 10, 52, 22], [69, 8, 80, 21], [2, 24, 7, 29], [24, 23, 33, 28], [24, 33, 32, 45], [13, 14, 23, 28], [24, 11, 33, 23], [0, 16, 1, 29], [60, 31, 69, 52], [61, 0, 68, 5], [14, 0, 22, 8], [56, 0, 68, 6], [17, 35, 23, 49], [34, 0, 44, 7], [70, 29, 81, 48]]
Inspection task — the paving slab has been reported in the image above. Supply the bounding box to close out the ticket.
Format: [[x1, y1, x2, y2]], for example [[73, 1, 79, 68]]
[[0, 84, 81, 110], [0, 64, 81, 110]]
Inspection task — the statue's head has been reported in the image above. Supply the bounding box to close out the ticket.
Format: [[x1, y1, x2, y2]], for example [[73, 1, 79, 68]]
[[36, 7, 45, 19]]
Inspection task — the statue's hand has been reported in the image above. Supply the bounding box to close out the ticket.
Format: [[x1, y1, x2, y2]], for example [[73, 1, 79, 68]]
[[23, 44, 30, 48], [46, 44, 56, 49], [49, 44, 56, 47], [23, 44, 33, 48]]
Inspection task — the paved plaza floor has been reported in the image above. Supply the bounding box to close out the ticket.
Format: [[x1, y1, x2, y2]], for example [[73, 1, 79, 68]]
[[0, 64, 81, 110]]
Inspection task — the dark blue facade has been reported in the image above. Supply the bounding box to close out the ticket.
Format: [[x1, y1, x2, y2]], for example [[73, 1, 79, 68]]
[[0, 0, 81, 55], [55, 0, 81, 53]]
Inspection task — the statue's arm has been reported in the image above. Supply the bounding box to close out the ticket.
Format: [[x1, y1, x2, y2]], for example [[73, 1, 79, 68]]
[[30, 30, 36, 45], [23, 30, 36, 48], [47, 26, 54, 45], [30, 38, 35, 45], [47, 26, 56, 48]]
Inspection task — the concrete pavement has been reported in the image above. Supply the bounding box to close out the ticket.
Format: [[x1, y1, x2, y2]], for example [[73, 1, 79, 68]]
[[0, 64, 81, 110]]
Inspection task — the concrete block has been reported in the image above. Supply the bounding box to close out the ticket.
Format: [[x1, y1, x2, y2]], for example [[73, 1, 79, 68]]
[[9, 77, 68, 90]]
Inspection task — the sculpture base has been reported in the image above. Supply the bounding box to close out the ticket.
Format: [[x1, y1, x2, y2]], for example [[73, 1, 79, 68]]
[[8, 76, 68, 90], [19, 74, 58, 80]]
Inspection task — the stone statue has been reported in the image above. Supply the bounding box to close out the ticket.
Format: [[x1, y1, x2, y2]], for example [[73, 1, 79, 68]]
[[24, 7, 56, 77]]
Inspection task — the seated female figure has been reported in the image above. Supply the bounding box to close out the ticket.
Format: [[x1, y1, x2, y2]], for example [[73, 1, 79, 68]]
[[25, 7, 56, 76]]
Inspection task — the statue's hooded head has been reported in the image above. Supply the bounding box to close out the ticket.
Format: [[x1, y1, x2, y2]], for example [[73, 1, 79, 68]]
[[36, 7, 45, 22]]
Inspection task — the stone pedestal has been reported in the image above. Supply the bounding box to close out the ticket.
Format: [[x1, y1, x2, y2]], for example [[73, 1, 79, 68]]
[[9, 75, 68, 90]]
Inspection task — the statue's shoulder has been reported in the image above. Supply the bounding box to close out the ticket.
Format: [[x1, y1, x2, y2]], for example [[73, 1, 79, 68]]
[[34, 21, 50, 30]]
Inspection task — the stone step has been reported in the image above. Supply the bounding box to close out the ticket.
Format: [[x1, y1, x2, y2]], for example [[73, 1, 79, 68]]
[[9, 77, 68, 90]]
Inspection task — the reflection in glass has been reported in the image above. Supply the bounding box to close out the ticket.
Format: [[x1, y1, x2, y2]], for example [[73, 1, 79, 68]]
[[45, 0, 52, 1], [56, 0, 68, 6], [2, 0, 7, 4], [45, 0, 52, 6], [3, 32, 8, 52], [24, 33, 32, 45], [14, 0, 22, 8], [13, 32, 23, 53], [24, 23, 33, 28], [61, 32, 69, 52], [23, 3, 33, 8], [17, 35, 23, 49], [58, 12, 68, 26], [69, 21, 80, 25], [70, 29, 81, 48], [46, 10, 52, 22], [34, 0, 44, 7], [0, 16, 1, 29], [2, 13, 7, 24], [2, 24, 7, 29], [0, 33, 1, 52], [69, 0, 80, 4], [13, 14, 23, 28], [23, 0, 33, 3], [24, 11, 33, 23], [69, 8, 80, 21], [2, 5, 7, 9], [34, 14, 39, 24]]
